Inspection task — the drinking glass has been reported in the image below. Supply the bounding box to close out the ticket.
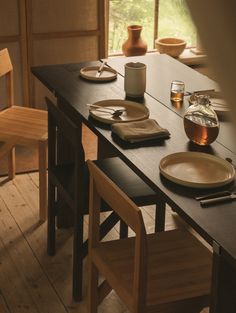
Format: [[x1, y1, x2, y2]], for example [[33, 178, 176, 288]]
[[170, 80, 185, 101]]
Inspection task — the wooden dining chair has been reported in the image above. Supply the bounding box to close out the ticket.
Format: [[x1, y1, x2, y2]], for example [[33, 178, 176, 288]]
[[46, 97, 164, 301], [87, 159, 212, 313], [0, 140, 17, 171], [0, 48, 48, 221]]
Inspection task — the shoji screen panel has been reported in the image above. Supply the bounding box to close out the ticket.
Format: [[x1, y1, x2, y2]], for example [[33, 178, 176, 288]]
[[31, 0, 98, 32], [0, 0, 28, 107], [27, 0, 105, 108], [33, 36, 98, 106]]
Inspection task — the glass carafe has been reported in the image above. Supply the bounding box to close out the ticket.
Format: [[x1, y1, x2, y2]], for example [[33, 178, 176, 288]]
[[184, 95, 219, 145]]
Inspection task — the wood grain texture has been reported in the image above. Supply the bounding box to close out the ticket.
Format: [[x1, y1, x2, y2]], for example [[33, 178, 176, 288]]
[[0, 48, 48, 220], [0, 181, 67, 313], [0, 0, 19, 37], [30, 0, 98, 33], [32, 59, 236, 267], [107, 53, 236, 153], [0, 42, 24, 106], [87, 160, 212, 313], [0, 140, 15, 159], [0, 127, 211, 313]]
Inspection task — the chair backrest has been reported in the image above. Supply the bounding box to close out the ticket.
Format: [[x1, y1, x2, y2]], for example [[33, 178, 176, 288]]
[[0, 48, 14, 107], [87, 160, 147, 311], [45, 96, 85, 164], [46, 97, 86, 208]]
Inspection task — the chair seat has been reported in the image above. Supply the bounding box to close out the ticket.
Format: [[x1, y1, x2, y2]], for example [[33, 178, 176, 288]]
[[95, 157, 157, 206], [92, 229, 212, 312], [0, 106, 48, 145]]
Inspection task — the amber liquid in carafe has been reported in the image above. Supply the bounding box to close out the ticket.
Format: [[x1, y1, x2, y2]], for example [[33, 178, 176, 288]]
[[171, 91, 184, 101], [184, 115, 219, 145]]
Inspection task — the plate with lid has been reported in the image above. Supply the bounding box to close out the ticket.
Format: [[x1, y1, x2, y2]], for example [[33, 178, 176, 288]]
[[159, 152, 235, 188], [88, 99, 149, 124], [80, 66, 117, 82]]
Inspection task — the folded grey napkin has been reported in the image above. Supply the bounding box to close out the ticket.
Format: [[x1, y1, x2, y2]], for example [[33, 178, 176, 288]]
[[111, 119, 170, 143]]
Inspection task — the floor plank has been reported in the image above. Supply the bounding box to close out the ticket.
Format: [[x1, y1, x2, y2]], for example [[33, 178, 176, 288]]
[[0, 186, 67, 313], [0, 294, 10, 313]]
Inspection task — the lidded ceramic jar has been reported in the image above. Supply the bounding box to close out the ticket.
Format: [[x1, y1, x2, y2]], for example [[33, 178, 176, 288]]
[[184, 94, 219, 145]]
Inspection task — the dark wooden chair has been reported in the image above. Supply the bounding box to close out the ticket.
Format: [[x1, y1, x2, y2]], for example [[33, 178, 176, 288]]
[[87, 159, 212, 313], [46, 97, 164, 301]]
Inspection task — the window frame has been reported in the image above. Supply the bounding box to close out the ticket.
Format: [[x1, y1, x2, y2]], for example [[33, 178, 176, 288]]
[[106, 0, 202, 61]]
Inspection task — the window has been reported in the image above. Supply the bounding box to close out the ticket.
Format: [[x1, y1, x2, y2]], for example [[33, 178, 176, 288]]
[[108, 0, 197, 55]]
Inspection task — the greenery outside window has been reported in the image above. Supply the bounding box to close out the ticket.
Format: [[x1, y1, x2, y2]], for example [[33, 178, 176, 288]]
[[108, 0, 197, 55]]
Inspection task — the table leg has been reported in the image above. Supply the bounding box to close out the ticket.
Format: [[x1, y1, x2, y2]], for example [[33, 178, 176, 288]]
[[210, 242, 236, 313], [155, 198, 166, 232], [56, 98, 83, 228]]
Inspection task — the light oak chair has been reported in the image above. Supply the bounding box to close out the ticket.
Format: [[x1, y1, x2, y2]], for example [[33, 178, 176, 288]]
[[0, 48, 48, 221], [87, 160, 212, 313]]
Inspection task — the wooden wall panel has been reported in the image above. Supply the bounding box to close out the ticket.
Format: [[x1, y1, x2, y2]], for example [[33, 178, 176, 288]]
[[31, 0, 98, 32], [0, 0, 19, 37], [27, 0, 105, 108], [33, 36, 98, 66], [0, 0, 106, 109], [0, 0, 28, 107], [32, 36, 98, 107], [33, 80, 56, 110]]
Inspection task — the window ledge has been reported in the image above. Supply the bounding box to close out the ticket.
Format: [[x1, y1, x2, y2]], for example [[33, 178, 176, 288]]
[[177, 48, 207, 66], [108, 48, 207, 67]]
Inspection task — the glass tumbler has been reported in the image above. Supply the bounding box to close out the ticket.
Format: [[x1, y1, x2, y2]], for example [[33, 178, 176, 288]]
[[170, 80, 185, 102]]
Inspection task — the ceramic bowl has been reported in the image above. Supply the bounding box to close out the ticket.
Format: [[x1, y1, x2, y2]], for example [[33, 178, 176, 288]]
[[155, 37, 186, 58]]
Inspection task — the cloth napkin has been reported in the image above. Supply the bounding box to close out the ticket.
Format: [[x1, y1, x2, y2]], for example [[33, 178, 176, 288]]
[[111, 119, 170, 143]]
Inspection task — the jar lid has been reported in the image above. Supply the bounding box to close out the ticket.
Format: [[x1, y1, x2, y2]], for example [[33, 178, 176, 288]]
[[196, 94, 210, 105]]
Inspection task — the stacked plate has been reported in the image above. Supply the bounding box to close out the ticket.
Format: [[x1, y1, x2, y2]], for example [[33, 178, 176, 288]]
[[88, 99, 149, 124], [80, 66, 117, 82]]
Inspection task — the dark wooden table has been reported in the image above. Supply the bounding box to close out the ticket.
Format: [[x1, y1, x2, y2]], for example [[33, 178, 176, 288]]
[[32, 54, 236, 313]]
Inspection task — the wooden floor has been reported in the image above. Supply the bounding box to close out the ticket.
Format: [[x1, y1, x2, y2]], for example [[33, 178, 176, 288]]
[[0, 126, 209, 313]]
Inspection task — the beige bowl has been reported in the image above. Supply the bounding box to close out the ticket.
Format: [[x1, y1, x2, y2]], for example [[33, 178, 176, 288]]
[[155, 37, 186, 58]]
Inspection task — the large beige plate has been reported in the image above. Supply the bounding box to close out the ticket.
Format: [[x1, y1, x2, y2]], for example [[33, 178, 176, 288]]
[[80, 66, 117, 82], [159, 152, 235, 188], [89, 99, 149, 124], [189, 91, 229, 116]]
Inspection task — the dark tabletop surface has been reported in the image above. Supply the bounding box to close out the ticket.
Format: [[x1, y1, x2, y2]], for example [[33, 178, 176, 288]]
[[107, 53, 236, 154], [32, 55, 236, 266]]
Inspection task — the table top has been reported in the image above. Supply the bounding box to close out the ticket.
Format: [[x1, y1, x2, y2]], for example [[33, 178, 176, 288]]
[[107, 53, 236, 154], [32, 55, 236, 266]]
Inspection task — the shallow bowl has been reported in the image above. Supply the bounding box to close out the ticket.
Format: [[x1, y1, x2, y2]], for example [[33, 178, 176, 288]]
[[155, 37, 186, 58]]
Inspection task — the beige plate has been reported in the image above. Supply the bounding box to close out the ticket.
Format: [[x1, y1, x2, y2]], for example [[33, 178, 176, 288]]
[[80, 66, 117, 82], [89, 99, 149, 125], [159, 152, 235, 189], [189, 91, 229, 116]]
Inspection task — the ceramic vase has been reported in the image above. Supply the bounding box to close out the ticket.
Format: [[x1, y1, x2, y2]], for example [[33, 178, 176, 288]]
[[122, 25, 147, 57]]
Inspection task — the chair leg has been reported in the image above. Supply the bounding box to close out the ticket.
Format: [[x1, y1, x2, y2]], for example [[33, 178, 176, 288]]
[[73, 212, 84, 301], [47, 181, 56, 256], [38, 140, 47, 221], [88, 260, 99, 313], [155, 199, 166, 232], [120, 219, 128, 238], [8, 147, 15, 180]]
